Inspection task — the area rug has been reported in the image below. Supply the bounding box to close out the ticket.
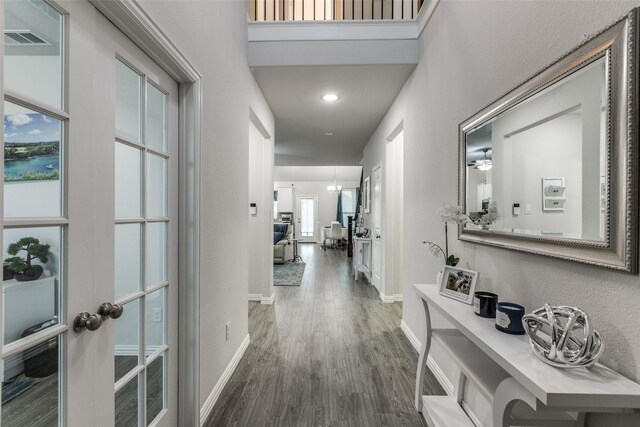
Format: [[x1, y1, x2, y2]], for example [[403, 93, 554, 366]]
[[2, 379, 39, 404], [274, 262, 306, 286]]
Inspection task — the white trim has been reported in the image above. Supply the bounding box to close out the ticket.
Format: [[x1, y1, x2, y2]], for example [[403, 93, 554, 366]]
[[461, 401, 483, 427], [400, 319, 421, 351], [199, 334, 250, 426], [261, 293, 275, 305], [249, 19, 419, 42], [248, 294, 262, 302], [416, 0, 440, 38], [400, 319, 453, 396], [114, 345, 163, 356], [379, 292, 402, 303]]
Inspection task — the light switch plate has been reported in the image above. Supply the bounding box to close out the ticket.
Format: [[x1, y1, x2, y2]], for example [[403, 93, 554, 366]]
[[525, 204, 532, 214], [152, 308, 162, 322]]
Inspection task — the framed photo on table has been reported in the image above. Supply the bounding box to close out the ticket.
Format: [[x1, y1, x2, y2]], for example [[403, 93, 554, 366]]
[[439, 266, 478, 304]]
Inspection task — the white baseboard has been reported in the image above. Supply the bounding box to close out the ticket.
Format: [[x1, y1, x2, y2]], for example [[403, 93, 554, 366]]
[[115, 345, 161, 357], [261, 293, 275, 305], [199, 334, 250, 425], [248, 293, 262, 302], [380, 292, 394, 303], [400, 319, 454, 396], [380, 292, 403, 303]]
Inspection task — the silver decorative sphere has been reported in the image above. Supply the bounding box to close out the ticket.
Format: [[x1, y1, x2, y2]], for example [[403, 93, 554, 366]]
[[522, 304, 604, 369]]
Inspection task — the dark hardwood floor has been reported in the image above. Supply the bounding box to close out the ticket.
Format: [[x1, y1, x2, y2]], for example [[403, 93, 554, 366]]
[[205, 243, 444, 426]]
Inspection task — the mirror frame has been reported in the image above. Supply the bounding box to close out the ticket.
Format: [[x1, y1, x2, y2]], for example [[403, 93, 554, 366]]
[[458, 10, 638, 273]]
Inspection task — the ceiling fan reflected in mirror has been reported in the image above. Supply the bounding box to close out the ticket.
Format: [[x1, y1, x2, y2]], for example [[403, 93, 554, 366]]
[[474, 148, 492, 171]]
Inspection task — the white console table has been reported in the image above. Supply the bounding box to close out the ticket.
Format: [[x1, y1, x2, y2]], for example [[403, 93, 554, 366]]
[[352, 237, 371, 281], [414, 283, 640, 427]]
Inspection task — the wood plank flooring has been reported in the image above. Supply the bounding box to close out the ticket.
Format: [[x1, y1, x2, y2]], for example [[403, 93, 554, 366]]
[[205, 243, 444, 426], [1, 354, 161, 426]]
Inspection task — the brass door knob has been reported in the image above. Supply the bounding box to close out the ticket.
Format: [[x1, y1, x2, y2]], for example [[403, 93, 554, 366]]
[[73, 312, 103, 333]]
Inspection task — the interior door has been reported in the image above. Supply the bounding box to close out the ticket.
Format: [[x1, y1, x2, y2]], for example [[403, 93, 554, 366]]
[[297, 195, 318, 242], [371, 165, 382, 290], [0, 1, 178, 425]]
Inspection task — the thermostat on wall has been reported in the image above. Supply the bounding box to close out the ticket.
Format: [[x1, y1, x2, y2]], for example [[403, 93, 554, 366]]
[[513, 203, 520, 216]]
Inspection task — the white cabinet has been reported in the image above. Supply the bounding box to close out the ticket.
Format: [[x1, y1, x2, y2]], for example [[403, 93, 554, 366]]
[[353, 237, 371, 281]]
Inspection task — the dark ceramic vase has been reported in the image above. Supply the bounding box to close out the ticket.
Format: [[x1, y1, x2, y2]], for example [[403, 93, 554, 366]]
[[14, 265, 44, 282], [3, 264, 14, 281]]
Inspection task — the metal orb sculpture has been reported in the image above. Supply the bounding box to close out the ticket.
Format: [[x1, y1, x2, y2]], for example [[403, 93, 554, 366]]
[[522, 304, 604, 369]]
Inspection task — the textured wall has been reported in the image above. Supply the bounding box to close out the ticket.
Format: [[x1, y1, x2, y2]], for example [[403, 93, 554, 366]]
[[361, 0, 640, 424], [138, 0, 275, 412]]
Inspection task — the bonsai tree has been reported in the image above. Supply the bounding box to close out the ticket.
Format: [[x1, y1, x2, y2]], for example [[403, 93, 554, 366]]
[[4, 237, 50, 275]]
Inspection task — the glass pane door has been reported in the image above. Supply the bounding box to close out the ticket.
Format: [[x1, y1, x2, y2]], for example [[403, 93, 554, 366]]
[[300, 198, 315, 237], [1, 1, 66, 425], [114, 60, 170, 427]]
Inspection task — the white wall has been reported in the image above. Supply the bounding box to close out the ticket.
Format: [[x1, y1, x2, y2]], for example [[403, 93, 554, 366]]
[[360, 1, 640, 425], [138, 0, 275, 414], [275, 180, 360, 241]]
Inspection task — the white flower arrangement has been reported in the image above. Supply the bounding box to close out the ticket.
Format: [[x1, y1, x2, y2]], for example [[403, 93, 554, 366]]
[[424, 203, 468, 267], [476, 200, 499, 226]]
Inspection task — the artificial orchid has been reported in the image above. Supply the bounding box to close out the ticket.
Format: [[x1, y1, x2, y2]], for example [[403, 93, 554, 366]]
[[423, 203, 468, 266]]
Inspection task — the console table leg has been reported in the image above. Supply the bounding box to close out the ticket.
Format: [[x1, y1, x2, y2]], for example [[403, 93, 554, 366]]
[[493, 377, 538, 427], [415, 299, 432, 412]]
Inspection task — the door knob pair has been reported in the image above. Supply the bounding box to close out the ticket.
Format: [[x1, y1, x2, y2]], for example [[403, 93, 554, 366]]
[[73, 302, 123, 333]]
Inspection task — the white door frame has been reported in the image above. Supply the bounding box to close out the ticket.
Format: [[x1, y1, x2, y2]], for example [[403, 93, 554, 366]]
[[296, 195, 319, 242], [384, 122, 404, 303], [88, 2, 202, 424]]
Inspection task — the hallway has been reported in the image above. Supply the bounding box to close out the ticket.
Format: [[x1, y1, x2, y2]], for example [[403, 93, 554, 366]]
[[205, 243, 444, 426]]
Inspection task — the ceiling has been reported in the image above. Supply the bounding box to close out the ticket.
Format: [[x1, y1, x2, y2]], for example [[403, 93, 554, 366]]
[[252, 64, 416, 166], [275, 166, 362, 182]]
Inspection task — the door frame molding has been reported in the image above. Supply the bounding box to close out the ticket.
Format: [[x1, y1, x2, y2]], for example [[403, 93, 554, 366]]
[[89, 1, 202, 425]]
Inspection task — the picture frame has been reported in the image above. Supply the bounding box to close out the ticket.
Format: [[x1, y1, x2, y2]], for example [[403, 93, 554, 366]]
[[364, 176, 371, 213], [439, 266, 479, 304]]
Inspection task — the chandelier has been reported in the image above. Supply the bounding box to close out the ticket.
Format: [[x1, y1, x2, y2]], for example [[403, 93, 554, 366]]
[[327, 166, 342, 193]]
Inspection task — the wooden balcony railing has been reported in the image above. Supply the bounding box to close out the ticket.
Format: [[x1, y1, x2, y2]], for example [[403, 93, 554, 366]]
[[250, 0, 425, 22]]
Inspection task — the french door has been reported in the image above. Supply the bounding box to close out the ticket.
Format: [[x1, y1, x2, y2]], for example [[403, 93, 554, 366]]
[[297, 195, 318, 242], [1, 1, 178, 425]]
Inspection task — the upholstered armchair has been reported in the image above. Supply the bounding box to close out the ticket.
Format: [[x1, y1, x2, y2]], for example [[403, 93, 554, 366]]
[[273, 223, 292, 264]]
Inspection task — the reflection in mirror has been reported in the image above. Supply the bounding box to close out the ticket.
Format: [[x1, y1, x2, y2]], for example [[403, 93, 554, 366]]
[[464, 56, 606, 242]]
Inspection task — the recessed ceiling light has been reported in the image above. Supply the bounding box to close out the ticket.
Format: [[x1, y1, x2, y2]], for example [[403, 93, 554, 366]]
[[322, 93, 339, 102], [325, 132, 334, 136]]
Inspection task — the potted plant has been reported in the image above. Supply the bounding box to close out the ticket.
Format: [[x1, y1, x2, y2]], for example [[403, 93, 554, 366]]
[[4, 237, 50, 282]]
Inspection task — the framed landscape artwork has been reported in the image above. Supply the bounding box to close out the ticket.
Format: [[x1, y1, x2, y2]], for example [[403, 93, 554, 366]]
[[4, 112, 61, 182]]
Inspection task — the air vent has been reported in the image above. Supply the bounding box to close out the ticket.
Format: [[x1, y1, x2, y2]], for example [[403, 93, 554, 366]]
[[4, 30, 49, 46]]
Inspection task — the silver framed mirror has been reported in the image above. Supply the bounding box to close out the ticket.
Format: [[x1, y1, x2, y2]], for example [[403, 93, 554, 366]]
[[458, 9, 638, 273]]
